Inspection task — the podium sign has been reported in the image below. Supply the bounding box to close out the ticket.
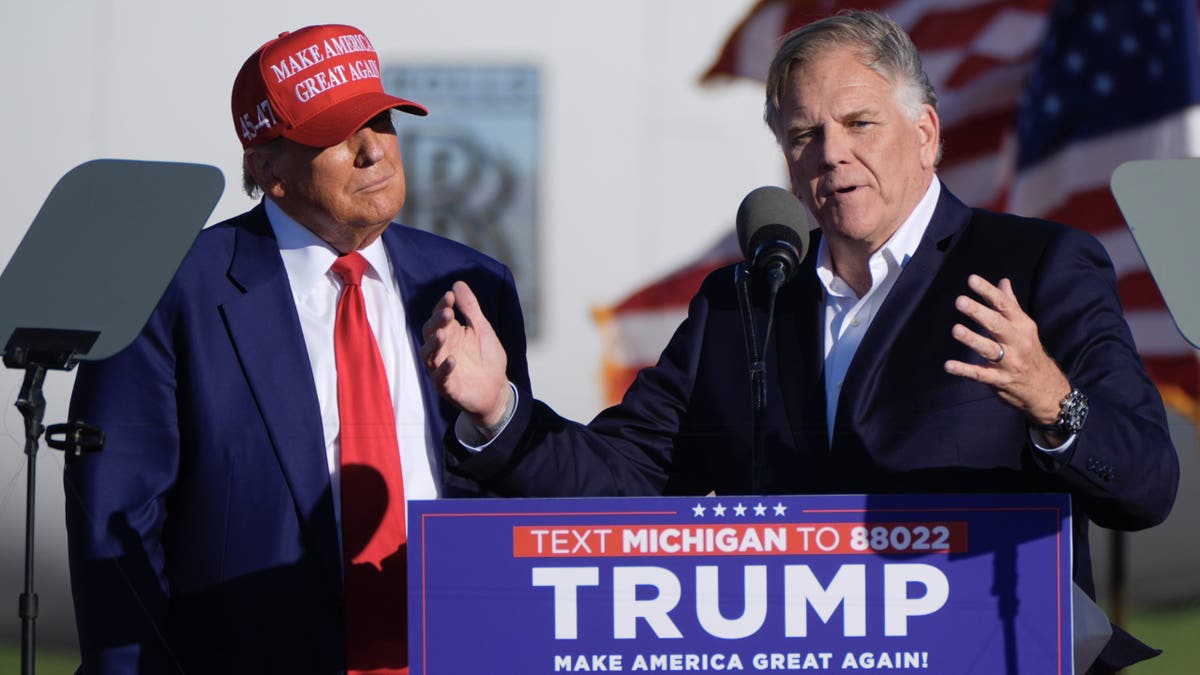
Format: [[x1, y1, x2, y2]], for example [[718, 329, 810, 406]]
[[408, 493, 1071, 674]]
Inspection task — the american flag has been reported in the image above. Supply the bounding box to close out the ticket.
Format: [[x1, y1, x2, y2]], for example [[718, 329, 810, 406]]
[[595, 0, 1200, 416]]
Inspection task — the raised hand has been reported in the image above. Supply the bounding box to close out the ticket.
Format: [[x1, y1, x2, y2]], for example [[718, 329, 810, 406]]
[[420, 281, 512, 427], [943, 275, 1072, 434]]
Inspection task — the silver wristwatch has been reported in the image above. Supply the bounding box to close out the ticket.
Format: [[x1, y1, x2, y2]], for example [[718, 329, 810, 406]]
[[1040, 387, 1088, 436]]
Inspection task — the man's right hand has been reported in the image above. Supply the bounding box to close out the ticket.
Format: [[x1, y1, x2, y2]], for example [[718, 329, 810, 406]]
[[420, 280, 512, 428]]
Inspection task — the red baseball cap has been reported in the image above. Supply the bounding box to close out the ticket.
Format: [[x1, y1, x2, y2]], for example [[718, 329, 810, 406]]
[[231, 24, 427, 149]]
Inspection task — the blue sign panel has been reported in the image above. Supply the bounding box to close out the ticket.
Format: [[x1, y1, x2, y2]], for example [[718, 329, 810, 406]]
[[408, 493, 1071, 674]]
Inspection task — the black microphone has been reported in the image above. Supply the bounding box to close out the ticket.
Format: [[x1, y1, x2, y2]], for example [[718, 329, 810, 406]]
[[732, 187, 810, 493], [735, 186, 810, 292]]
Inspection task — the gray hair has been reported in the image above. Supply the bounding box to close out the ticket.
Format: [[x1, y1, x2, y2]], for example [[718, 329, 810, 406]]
[[763, 11, 938, 145], [241, 137, 285, 198], [242, 165, 262, 199]]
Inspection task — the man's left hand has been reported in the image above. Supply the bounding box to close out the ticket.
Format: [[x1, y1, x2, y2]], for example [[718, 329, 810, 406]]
[[943, 275, 1072, 434]]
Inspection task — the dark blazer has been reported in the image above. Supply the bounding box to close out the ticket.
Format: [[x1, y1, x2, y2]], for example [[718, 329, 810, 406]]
[[64, 204, 530, 674], [450, 185, 1178, 673]]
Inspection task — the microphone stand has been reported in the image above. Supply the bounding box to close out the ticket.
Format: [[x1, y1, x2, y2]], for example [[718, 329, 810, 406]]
[[4, 328, 105, 675], [735, 261, 788, 495]]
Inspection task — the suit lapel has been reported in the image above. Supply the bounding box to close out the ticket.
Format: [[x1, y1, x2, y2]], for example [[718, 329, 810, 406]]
[[776, 240, 830, 454], [220, 208, 333, 534], [381, 227, 452, 480], [836, 184, 972, 434]]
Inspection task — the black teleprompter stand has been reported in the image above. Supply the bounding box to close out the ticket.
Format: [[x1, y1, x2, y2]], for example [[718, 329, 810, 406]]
[[5, 328, 105, 675], [0, 158, 223, 675]]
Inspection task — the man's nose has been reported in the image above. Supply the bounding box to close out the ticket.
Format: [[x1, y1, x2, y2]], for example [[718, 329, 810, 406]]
[[355, 128, 390, 166], [816, 128, 853, 169]]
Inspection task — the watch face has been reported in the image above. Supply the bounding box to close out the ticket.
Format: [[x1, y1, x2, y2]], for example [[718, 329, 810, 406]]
[[1059, 389, 1088, 434]]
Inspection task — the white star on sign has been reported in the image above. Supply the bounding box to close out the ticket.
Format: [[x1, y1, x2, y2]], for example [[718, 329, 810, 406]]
[[753, 503, 767, 517], [773, 503, 788, 516], [712, 504, 727, 517], [692, 503, 706, 517], [733, 503, 747, 517]]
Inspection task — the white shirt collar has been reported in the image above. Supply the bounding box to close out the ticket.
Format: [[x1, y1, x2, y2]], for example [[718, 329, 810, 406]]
[[814, 178, 941, 297], [263, 197, 398, 299]]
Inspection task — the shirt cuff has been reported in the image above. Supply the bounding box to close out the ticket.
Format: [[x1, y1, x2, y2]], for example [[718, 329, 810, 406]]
[[1030, 429, 1076, 455], [454, 382, 519, 452]]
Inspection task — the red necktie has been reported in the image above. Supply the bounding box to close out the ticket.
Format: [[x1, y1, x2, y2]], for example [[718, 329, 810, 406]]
[[331, 252, 408, 674]]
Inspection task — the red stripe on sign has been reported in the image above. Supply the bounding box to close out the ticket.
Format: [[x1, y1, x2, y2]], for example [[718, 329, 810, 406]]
[[513, 522, 968, 557]]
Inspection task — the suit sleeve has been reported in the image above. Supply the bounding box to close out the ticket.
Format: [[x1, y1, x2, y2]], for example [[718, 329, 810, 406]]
[[64, 291, 180, 674], [1028, 227, 1179, 530], [495, 264, 531, 392], [445, 280, 716, 497]]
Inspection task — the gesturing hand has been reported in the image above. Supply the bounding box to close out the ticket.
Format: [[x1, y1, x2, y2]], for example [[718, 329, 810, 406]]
[[420, 281, 511, 427], [943, 275, 1071, 431]]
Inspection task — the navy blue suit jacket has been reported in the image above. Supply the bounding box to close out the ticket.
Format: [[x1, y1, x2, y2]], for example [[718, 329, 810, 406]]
[[450, 185, 1178, 673], [65, 204, 530, 674]]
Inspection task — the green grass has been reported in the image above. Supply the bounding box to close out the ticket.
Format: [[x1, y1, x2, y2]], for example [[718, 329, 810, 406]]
[[0, 643, 79, 675], [4, 603, 1198, 674], [1124, 601, 1200, 673]]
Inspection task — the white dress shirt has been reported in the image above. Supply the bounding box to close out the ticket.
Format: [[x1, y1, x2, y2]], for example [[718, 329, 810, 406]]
[[266, 198, 440, 532], [819, 180, 941, 441]]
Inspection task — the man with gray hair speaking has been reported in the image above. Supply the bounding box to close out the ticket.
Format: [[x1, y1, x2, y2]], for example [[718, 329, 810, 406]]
[[423, 11, 1178, 674]]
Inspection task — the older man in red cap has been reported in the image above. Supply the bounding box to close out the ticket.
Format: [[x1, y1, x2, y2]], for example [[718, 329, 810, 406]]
[[65, 24, 530, 675]]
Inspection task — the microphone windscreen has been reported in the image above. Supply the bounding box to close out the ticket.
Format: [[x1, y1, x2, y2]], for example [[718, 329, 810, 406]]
[[735, 186, 809, 263]]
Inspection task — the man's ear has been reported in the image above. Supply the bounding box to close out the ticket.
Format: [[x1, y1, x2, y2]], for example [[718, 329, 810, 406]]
[[917, 103, 941, 170], [244, 146, 286, 199]]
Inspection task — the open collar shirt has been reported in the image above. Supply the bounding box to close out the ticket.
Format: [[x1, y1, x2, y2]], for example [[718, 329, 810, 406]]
[[817, 179, 941, 442]]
